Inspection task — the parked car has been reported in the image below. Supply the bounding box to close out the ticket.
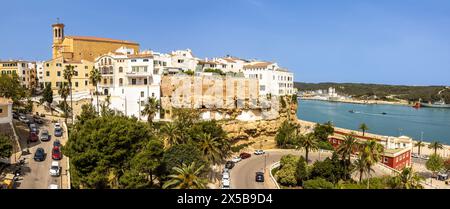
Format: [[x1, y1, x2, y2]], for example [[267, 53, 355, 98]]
[[52, 146, 62, 160], [33, 116, 43, 124], [12, 112, 19, 119], [54, 123, 61, 129], [53, 140, 61, 148], [40, 130, 50, 141], [438, 172, 449, 181], [254, 150, 265, 155], [221, 179, 230, 189], [33, 148, 46, 161], [222, 171, 230, 180], [29, 131, 38, 142], [255, 172, 264, 182], [54, 127, 63, 137], [411, 153, 419, 158], [48, 184, 59, 189], [231, 156, 241, 163], [49, 161, 61, 177], [240, 152, 251, 159], [225, 161, 235, 169], [29, 123, 38, 133], [420, 155, 430, 160], [19, 115, 29, 124]]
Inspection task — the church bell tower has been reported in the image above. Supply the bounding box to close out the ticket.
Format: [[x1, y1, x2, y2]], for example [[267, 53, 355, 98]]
[[52, 19, 65, 59]]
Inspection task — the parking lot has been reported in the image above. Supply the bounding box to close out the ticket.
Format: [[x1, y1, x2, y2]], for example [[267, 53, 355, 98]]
[[10, 113, 69, 189]]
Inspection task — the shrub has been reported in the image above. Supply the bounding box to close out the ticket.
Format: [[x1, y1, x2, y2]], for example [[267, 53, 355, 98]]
[[303, 178, 334, 189], [276, 164, 297, 186]]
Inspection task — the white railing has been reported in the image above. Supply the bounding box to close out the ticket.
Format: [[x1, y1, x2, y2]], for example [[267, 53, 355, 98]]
[[270, 161, 281, 189], [62, 122, 71, 189]]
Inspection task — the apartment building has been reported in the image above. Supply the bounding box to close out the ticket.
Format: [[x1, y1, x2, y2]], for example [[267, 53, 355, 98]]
[[93, 47, 161, 121], [0, 60, 37, 89], [243, 61, 294, 96]]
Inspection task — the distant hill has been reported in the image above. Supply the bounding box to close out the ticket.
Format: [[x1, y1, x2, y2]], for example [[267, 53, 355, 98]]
[[294, 82, 450, 104]]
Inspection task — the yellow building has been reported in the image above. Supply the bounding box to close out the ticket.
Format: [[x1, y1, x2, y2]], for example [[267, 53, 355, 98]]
[[44, 22, 140, 93], [0, 97, 13, 124], [0, 60, 37, 90]]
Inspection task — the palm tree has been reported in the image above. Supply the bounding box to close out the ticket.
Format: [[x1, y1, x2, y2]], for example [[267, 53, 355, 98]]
[[63, 65, 75, 123], [89, 67, 101, 115], [415, 141, 424, 156], [58, 84, 70, 124], [297, 133, 319, 163], [162, 162, 207, 189], [360, 140, 384, 188], [353, 155, 367, 183], [390, 167, 424, 189], [359, 123, 369, 136], [161, 122, 181, 148], [141, 97, 159, 124], [428, 141, 444, 155], [336, 134, 358, 178], [197, 133, 222, 165]]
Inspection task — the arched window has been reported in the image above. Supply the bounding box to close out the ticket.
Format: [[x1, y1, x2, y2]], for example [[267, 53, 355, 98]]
[[119, 78, 123, 86], [108, 58, 112, 65], [109, 66, 113, 74], [54, 29, 57, 38]]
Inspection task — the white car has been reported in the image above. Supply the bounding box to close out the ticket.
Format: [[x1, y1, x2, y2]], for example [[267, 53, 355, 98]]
[[49, 161, 61, 177], [54, 123, 61, 129], [19, 116, 29, 123], [221, 179, 230, 189], [222, 171, 230, 180], [231, 156, 241, 163], [254, 150, 265, 155], [48, 184, 59, 189], [411, 153, 419, 158]]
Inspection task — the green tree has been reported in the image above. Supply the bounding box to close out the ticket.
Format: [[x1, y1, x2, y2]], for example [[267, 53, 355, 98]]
[[161, 122, 182, 148], [276, 163, 297, 186], [414, 141, 424, 156], [63, 115, 152, 189], [141, 97, 159, 125], [297, 133, 319, 163], [0, 74, 27, 106], [89, 67, 101, 115], [76, 104, 97, 125], [336, 134, 358, 179], [359, 123, 369, 136], [131, 139, 164, 188], [426, 154, 444, 181], [0, 134, 13, 159], [428, 141, 444, 155], [360, 140, 384, 188], [353, 156, 368, 183], [162, 143, 207, 175], [275, 120, 298, 148], [389, 167, 424, 189], [313, 122, 334, 141], [196, 133, 222, 165], [40, 83, 53, 115], [63, 65, 75, 123], [303, 177, 334, 189], [162, 162, 207, 189], [309, 153, 348, 184], [444, 159, 450, 173], [295, 156, 308, 185], [58, 84, 70, 124]]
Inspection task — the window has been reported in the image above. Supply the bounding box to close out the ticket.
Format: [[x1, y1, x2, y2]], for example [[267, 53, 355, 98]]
[[85, 80, 88, 86], [143, 59, 149, 62], [57, 71, 61, 76], [119, 78, 123, 86], [141, 101, 145, 106], [141, 91, 144, 97], [144, 79, 148, 85], [0, 108, 2, 113], [85, 73, 88, 77], [384, 157, 388, 163], [119, 67, 123, 73], [131, 59, 137, 62], [56, 82, 61, 87], [178, 59, 184, 63], [110, 78, 113, 85], [46, 63, 50, 67], [85, 66, 88, 69], [259, 74, 263, 80], [46, 71, 50, 76], [75, 82, 79, 87], [260, 85, 265, 91], [153, 69, 158, 74], [152, 93, 155, 97], [132, 79, 136, 85], [103, 79, 107, 85], [74, 71, 78, 76]]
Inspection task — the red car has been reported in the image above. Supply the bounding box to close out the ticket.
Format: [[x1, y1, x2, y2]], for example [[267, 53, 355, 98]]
[[240, 152, 251, 159], [29, 131, 38, 142], [52, 146, 62, 160]]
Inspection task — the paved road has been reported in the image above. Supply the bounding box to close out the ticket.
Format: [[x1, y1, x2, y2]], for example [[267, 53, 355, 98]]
[[13, 117, 67, 189], [230, 149, 392, 189]]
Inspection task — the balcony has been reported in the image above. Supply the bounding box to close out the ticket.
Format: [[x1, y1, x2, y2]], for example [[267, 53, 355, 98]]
[[125, 71, 152, 77]]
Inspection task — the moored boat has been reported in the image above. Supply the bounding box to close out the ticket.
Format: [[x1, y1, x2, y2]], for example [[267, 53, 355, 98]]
[[420, 99, 450, 108]]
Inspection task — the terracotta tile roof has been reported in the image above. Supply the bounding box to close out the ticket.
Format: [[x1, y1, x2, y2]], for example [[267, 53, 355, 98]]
[[198, 60, 219, 65], [243, 62, 273, 69], [0, 97, 13, 104], [65, 36, 139, 45]]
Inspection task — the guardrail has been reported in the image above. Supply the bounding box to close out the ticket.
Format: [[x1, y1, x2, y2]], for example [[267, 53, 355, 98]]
[[269, 161, 281, 189]]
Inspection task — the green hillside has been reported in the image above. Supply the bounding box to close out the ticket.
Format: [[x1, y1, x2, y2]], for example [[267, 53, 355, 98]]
[[294, 82, 450, 104]]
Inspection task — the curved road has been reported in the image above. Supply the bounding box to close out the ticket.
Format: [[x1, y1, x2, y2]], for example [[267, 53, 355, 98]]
[[230, 149, 392, 189]]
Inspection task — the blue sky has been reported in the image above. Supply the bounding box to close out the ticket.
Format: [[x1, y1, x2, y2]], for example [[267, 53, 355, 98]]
[[1, 0, 450, 85]]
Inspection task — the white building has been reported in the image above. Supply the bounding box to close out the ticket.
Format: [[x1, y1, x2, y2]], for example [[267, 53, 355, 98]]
[[94, 47, 161, 121], [35, 61, 45, 89], [169, 49, 198, 72], [242, 61, 294, 96]]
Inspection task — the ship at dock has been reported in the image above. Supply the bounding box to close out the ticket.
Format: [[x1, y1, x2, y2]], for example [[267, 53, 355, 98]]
[[420, 99, 450, 108]]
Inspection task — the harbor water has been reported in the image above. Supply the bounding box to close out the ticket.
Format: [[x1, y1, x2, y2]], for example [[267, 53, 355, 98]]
[[297, 99, 450, 145]]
